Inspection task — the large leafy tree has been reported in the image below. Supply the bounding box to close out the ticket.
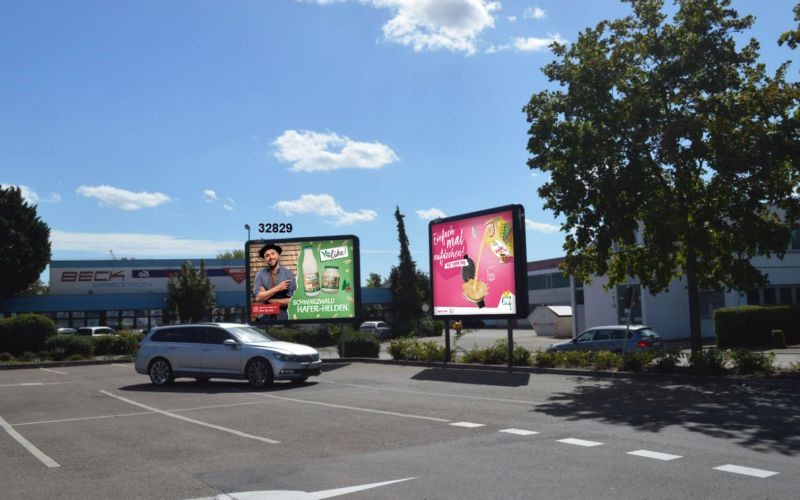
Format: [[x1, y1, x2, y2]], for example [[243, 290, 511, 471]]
[[167, 260, 216, 323], [389, 206, 423, 336], [524, 0, 800, 352], [0, 186, 51, 299]]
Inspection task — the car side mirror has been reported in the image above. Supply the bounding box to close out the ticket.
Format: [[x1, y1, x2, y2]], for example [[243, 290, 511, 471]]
[[572, 338, 578, 343], [223, 339, 238, 347]]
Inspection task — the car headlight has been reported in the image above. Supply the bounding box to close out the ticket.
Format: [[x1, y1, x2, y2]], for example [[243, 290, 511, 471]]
[[272, 352, 296, 361]]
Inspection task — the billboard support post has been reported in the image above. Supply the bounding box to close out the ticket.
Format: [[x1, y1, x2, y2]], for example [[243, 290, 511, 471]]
[[444, 322, 451, 365], [507, 320, 514, 372], [339, 320, 346, 358]]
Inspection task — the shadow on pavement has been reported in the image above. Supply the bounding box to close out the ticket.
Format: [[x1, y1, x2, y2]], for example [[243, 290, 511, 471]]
[[534, 377, 800, 455], [411, 368, 531, 387], [117, 378, 320, 394]]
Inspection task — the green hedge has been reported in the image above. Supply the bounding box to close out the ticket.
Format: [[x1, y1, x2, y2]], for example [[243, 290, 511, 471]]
[[0, 314, 57, 356], [338, 330, 380, 358], [44, 335, 93, 360], [265, 325, 335, 347], [713, 305, 799, 348]]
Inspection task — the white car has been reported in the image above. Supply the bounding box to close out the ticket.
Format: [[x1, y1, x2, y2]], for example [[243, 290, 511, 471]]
[[135, 323, 322, 387], [358, 321, 391, 340], [77, 326, 118, 336]]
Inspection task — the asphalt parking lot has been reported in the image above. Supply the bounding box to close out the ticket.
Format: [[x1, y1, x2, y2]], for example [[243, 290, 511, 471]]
[[2, 362, 798, 499]]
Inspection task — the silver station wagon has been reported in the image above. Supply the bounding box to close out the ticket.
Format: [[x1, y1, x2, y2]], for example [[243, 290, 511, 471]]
[[135, 323, 322, 387]]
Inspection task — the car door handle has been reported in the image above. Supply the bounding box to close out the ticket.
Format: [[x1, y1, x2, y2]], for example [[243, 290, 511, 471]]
[[168, 346, 177, 350]]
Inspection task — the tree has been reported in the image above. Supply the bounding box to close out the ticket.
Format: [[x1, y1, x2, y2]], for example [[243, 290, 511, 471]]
[[0, 186, 51, 299], [167, 260, 216, 323], [778, 3, 800, 49], [524, 0, 800, 353], [18, 279, 49, 296], [216, 249, 245, 259], [389, 206, 423, 336], [366, 272, 383, 288]]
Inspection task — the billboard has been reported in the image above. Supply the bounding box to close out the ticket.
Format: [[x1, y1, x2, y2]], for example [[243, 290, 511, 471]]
[[429, 205, 528, 319], [245, 236, 360, 324]]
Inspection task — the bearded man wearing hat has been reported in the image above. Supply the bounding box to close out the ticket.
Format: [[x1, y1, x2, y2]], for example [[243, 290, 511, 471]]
[[252, 242, 296, 320]]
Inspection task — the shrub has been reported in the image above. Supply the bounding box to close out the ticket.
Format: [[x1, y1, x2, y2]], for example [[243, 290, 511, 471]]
[[772, 329, 786, 349], [265, 325, 335, 347], [92, 335, 129, 356], [0, 314, 57, 355], [651, 349, 683, 371], [0, 352, 14, 362], [44, 335, 93, 361], [729, 349, 775, 374], [621, 351, 653, 372], [415, 316, 444, 337], [533, 351, 558, 368], [714, 306, 796, 348], [339, 330, 380, 358], [459, 341, 532, 366], [561, 350, 592, 368], [592, 351, 622, 370], [689, 348, 729, 374], [16, 351, 37, 362], [388, 337, 447, 361]]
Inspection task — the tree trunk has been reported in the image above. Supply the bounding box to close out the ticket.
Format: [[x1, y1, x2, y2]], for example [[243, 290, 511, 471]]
[[685, 246, 703, 354]]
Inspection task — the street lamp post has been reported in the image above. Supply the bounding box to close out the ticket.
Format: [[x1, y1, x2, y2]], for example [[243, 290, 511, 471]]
[[244, 224, 251, 241]]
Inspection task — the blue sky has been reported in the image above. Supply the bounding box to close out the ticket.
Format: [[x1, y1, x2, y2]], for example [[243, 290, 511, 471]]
[[2, 0, 798, 284]]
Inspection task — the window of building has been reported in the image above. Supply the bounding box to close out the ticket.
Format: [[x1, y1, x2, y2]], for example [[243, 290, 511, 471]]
[[529, 272, 571, 290]]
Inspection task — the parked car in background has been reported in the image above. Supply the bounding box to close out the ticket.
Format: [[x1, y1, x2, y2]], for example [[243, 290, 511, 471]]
[[135, 323, 322, 387], [57, 327, 77, 335], [358, 321, 391, 340], [76, 326, 118, 337], [547, 325, 663, 353]]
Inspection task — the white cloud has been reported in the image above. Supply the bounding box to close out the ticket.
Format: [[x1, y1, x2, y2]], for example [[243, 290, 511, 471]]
[[203, 189, 218, 202], [416, 207, 446, 220], [506, 15, 517, 22], [273, 130, 399, 172], [526, 218, 560, 233], [523, 6, 546, 20], [76, 185, 172, 210], [1, 183, 61, 205], [510, 33, 565, 52], [372, 0, 501, 55], [51, 230, 242, 257], [273, 193, 377, 226]]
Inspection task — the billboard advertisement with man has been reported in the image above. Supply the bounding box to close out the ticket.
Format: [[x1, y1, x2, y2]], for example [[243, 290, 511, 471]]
[[245, 236, 360, 324]]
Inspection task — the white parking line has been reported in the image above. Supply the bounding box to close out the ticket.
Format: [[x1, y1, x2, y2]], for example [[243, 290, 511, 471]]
[[499, 428, 540, 436], [713, 464, 779, 478], [627, 450, 682, 461], [40, 368, 68, 375], [0, 415, 60, 468], [558, 438, 604, 447], [111, 364, 131, 368], [450, 422, 485, 428], [245, 391, 452, 423], [0, 382, 72, 388], [99, 390, 280, 444]]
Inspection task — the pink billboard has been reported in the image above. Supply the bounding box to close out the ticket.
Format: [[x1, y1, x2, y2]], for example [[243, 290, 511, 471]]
[[429, 205, 527, 318]]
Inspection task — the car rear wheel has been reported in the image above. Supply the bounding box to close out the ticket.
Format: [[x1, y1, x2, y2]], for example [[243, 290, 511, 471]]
[[246, 358, 273, 388], [149, 358, 174, 386]]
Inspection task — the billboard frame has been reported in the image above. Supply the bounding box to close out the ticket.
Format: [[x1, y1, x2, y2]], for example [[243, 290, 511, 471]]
[[428, 204, 528, 321], [245, 234, 361, 326]]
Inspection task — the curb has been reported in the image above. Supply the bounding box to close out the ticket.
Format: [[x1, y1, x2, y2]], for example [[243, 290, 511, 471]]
[[1, 357, 797, 390], [324, 358, 800, 390]]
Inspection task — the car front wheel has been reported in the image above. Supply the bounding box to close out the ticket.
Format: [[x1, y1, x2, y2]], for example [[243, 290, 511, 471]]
[[246, 358, 273, 388], [149, 358, 174, 386]]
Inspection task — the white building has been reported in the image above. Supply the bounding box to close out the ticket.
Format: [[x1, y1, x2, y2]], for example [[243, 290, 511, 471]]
[[573, 239, 800, 341]]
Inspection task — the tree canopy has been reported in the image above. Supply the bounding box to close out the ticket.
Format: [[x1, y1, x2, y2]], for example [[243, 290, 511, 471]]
[[167, 260, 216, 323], [524, 0, 800, 351], [216, 249, 245, 259], [0, 186, 51, 299]]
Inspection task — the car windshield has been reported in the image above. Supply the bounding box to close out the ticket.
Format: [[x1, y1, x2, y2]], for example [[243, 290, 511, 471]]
[[228, 326, 275, 344]]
